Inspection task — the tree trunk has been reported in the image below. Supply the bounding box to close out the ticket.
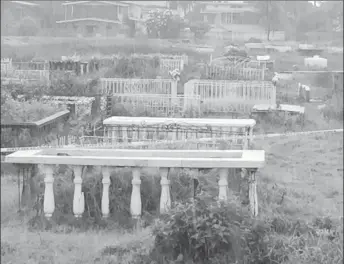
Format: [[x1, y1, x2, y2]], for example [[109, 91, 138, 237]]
[[266, 1, 271, 41]]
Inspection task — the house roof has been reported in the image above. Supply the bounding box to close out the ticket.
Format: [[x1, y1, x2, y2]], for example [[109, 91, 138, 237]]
[[199, 1, 247, 5], [62, 1, 128, 7], [10, 1, 40, 7], [56, 18, 122, 24], [121, 1, 168, 8]]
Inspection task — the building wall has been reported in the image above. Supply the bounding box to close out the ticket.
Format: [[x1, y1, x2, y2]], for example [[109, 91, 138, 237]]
[[63, 2, 144, 23], [305, 31, 344, 43], [203, 11, 285, 42], [206, 28, 285, 42], [65, 3, 123, 21], [59, 21, 122, 37]]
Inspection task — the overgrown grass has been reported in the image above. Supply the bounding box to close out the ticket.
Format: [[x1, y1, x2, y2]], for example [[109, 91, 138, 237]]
[[1, 97, 65, 123], [1, 37, 206, 62], [1, 133, 343, 263]]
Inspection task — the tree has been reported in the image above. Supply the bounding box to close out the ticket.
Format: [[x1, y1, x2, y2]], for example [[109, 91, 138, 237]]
[[169, 1, 194, 17], [124, 16, 136, 37], [185, 3, 211, 40], [283, 1, 314, 40], [255, 1, 284, 41], [188, 21, 211, 39], [145, 10, 185, 39], [321, 1, 343, 32]]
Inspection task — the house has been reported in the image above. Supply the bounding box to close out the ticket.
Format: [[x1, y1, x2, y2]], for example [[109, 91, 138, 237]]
[[56, 1, 170, 37], [1, 1, 42, 35], [6, 1, 41, 20], [195, 1, 285, 42]]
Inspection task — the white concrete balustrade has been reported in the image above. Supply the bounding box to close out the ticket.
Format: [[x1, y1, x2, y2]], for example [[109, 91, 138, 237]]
[[102, 117, 256, 149], [5, 148, 265, 219]]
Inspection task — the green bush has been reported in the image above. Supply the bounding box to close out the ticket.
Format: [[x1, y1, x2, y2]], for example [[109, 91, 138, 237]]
[[146, 194, 273, 264], [104, 57, 160, 78], [1, 97, 64, 123], [125, 194, 343, 264]]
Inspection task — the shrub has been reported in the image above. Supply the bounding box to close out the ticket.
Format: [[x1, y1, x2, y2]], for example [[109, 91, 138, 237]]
[[49, 75, 100, 97], [104, 57, 160, 78], [1, 98, 64, 123], [135, 194, 284, 264], [1, 97, 66, 148], [145, 10, 185, 39], [321, 105, 343, 122], [126, 194, 343, 264]]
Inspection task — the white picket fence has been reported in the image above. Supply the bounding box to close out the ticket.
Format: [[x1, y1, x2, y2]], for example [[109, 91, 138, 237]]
[[100, 78, 276, 115], [160, 58, 184, 72], [11, 61, 49, 71], [1, 58, 13, 73], [105, 93, 201, 117], [1, 58, 50, 84], [107, 53, 187, 74], [100, 78, 178, 97], [184, 80, 276, 113], [204, 64, 267, 81]]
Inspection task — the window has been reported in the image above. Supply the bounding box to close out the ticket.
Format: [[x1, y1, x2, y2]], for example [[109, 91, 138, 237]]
[[221, 13, 231, 24], [232, 13, 241, 24], [86, 25, 94, 34]]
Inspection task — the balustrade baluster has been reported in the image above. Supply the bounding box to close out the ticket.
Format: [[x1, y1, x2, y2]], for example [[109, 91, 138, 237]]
[[248, 127, 254, 147], [122, 127, 128, 143], [141, 128, 147, 141], [159, 168, 171, 214], [101, 166, 111, 218], [132, 127, 138, 142], [20, 166, 29, 208], [248, 169, 258, 216], [164, 128, 169, 140], [43, 165, 55, 218], [73, 165, 84, 218], [155, 127, 160, 141], [172, 129, 177, 141], [218, 168, 228, 202], [130, 168, 142, 227], [181, 129, 186, 140]]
